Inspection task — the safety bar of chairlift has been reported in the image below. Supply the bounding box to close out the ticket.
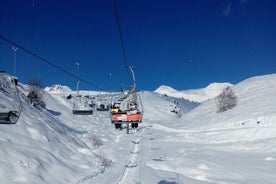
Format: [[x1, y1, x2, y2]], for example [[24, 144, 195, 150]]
[[110, 108, 143, 124], [111, 119, 143, 123]]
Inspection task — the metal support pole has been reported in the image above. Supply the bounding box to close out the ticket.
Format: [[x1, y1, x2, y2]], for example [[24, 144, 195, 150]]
[[76, 62, 80, 95], [126, 123, 130, 134], [12, 47, 18, 76]]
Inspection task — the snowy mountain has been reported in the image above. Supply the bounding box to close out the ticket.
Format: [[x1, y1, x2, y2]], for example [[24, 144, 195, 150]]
[[1, 74, 276, 184], [155, 85, 177, 93], [45, 84, 72, 93], [155, 82, 233, 103]]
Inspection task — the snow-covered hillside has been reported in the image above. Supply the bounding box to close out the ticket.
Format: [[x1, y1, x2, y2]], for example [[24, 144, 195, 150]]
[[1, 74, 276, 184], [155, 82, 232, 103]]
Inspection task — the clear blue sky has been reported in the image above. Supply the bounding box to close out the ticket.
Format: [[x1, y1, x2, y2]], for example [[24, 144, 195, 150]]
[[0, 0, 275, 91]]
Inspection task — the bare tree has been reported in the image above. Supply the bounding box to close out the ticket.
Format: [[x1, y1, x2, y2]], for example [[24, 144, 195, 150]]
[[216, 86, 237, 113], [27, 78, 45, 107]]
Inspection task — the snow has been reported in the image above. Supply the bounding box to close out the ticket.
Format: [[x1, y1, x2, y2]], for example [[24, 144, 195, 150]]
[[155, 85, 177, 93], [1, 73, 276, 184], [45, 84, 72, 93], [155, 82, 233, 103]]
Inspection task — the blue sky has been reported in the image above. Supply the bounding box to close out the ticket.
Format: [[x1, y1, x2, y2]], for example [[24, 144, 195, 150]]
[[0, 0, 275, 91]]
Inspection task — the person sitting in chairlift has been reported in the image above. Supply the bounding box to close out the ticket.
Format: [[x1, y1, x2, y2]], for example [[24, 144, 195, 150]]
[[100, 104, 105, 109], [111, 104, 121, 113]]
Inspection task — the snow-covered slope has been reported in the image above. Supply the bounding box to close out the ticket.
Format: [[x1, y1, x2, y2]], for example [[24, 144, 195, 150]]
[[155, 82, 233, 103], [1, 73, 276, 184], [0, 84, 103, 183], [140, 91, 198, 121], [181, 74, 276, 131], [147, 74, 276, 183]]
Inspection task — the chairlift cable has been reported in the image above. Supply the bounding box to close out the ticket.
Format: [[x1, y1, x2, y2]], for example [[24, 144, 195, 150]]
[[113, 0, 138, 93], [113, 0, 129, 69], [0, 34, 103, 91]]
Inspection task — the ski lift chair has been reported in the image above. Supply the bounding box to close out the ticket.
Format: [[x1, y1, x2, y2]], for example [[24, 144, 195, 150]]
[[72, 95, 93, 115], [0, 72, 22, 124], [96, 96, 110, 111], [72, 78, 93, 115], [110, 93, 143, 125]]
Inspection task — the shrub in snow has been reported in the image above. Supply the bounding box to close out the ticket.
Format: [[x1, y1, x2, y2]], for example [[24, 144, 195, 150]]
[[164, 99, 182, 118], [216, 86, 237, 113], [97, 155, 112, 168], [171, 107, 182, 118], [27, 78, 45, 107], [89, 135, 103, 148]]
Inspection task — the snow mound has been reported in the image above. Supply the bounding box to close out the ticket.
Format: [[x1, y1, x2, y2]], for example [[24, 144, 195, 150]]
[[155, 82, 232, 103], [140, 91, 198, 121]]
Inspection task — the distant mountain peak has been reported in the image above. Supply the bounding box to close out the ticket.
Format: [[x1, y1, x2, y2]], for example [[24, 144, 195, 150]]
[[45, 84, 72, 93], [155, 85, 177, 93]]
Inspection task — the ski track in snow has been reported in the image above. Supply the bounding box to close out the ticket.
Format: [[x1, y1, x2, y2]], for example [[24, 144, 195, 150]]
[[76, 168, 104, 184], [75, 125, 145, 184], [116, 126, 144, 184]]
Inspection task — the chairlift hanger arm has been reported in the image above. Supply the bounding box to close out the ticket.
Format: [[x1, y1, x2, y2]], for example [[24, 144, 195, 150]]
[[113, 1, 138, 93], [129, 66, 136, 93], [113, 0, 128, 69], [76, 79, 80, 95]]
